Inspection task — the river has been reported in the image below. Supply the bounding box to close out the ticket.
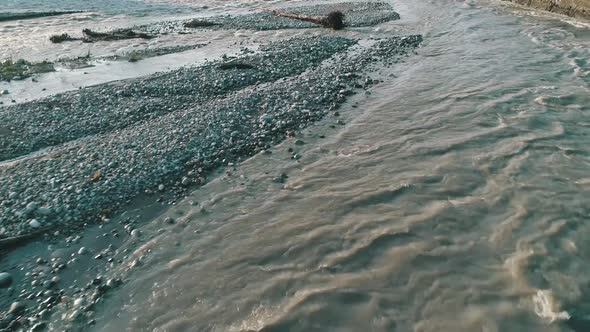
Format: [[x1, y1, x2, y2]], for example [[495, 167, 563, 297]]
[[3, 0, 590, 331]]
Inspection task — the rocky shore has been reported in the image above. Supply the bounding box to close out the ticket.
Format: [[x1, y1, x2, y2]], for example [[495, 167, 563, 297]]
[[505, 0, 590, 20]]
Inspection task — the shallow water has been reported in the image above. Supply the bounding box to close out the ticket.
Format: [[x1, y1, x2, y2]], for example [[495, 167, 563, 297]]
[[5, 0, 590, 331]]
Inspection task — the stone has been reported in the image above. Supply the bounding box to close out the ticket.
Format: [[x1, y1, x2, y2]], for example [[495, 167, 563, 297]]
[[1, 89, 9, 95], [0, 272, 13, 288], [7, 301, 25, 315], [78, 247, 88, 255], [37, 207, 52, 216], [29, 219, 41, 228], [181, 177, 190, 186], [73, 297, 87, 307]]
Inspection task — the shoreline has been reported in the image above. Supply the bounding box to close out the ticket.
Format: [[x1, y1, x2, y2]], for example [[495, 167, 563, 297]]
[[505, 0, 590, 20]]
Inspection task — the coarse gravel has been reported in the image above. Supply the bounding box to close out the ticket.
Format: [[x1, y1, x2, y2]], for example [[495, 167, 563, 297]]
[[0, 34, 422, 243]]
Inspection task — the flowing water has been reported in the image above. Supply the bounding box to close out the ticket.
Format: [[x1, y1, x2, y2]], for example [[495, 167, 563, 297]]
[[4, 0, 590, 331]]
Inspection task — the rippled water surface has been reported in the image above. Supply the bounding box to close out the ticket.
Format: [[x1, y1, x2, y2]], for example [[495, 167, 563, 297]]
[[6, 0, 590, 331]]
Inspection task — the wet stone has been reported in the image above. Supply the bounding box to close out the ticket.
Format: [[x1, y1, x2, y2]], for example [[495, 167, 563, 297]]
[[0, 272, 13, 288], [29, 219, 41, 229], [7, 302, 25, 315]]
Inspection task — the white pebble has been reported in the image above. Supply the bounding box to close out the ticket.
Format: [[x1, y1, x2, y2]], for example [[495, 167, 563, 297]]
[[29, 219, 41, 229], [73, 297, 87, 307], [181, 177, 190, 186]]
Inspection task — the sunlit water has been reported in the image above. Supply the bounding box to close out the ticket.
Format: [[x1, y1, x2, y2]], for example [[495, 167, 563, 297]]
[[4, 0, 590, 331]]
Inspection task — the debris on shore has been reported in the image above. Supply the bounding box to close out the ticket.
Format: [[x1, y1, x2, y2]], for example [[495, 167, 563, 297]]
[[183, 19, 222, 28], [81, 28, 154, 42], [50, 29, 155, 44], [271, 10, 346, 30], [49, 33, 78, 43]]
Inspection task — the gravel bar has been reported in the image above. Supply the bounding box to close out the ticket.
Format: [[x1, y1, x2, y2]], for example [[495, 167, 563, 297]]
[[134, 2, 399, 34], [0, 34, 422, 244], [0, 37, 355, 162]]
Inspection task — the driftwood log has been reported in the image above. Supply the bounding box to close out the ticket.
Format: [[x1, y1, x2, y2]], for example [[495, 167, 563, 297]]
[[271, 10, 345, 30], [82, 29, 154, 42]]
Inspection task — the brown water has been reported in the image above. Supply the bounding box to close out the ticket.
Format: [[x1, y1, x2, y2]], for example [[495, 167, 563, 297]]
[[47, 0, 590, 331]]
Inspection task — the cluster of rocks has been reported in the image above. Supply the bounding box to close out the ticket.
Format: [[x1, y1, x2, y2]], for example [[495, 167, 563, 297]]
[[0, 210, 153, 331], [0, 258, 122, 332]]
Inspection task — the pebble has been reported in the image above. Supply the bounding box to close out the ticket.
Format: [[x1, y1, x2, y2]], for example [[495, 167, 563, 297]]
[[0, 272, 13, 288], [158, 184, 165, 192], [130, 229, 141, 237], [73, 297, 87, 307], [1, 89, 9, 95], [29, 219, 41, 229], [181, 177, 190, 186], [105, 278, 121, 288], [78, 247, 88, 255], [7, 301, 25, 315]]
